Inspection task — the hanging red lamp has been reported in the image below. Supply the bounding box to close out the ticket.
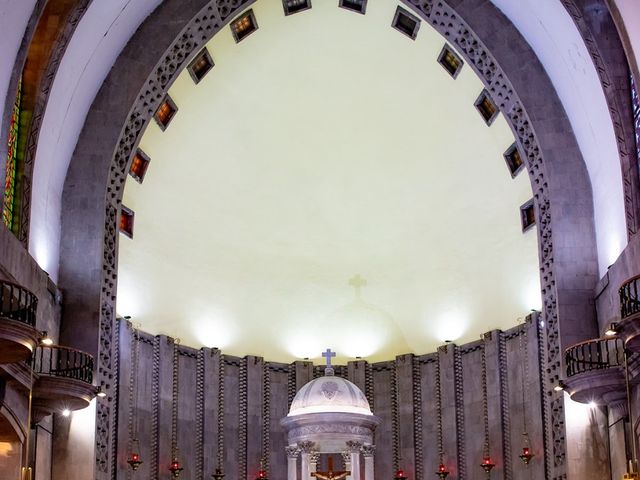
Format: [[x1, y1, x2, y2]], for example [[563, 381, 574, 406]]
[[435, 463, 450, 479], [169, 457, 184, 478], [127, 452, 143, 471], [127, 439, 143, 471], [394, 470, 408, 480], [519, 447, 534, 465], [212, 468, 225, 480], [255, 469, 267, 480], [480, 457, 495, 473]]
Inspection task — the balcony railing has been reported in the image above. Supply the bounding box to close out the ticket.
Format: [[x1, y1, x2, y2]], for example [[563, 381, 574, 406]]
[[620, 274, 640, 319], [0, 280, 37, 327], [566, 337, 625, 377], [32, 345, 94, 385]]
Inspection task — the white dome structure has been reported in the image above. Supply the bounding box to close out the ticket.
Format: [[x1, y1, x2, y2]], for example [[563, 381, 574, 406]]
[[281, 361, 380, 480], [288, 374, 373, 416]]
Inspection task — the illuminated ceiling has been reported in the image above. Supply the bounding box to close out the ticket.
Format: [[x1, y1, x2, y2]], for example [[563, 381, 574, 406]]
[[117, 0, 540, 363]]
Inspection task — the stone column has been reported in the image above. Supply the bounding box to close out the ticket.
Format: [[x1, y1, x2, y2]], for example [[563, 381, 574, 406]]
[[346, 441, 362, 480], [361, 445, 375, 480], [310, 452, 320, 474], [286, 446, 300, 480], [298, 441, 316, 480], [341, 452, 352, 480]]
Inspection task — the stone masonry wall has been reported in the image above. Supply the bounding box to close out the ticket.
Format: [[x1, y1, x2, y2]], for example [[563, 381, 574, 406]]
[[116, 317, 547, 480]]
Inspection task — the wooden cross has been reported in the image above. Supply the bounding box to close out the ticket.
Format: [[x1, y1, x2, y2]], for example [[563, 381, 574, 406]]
[[311, 457, 350, 480], [322, 349, 336, 368]]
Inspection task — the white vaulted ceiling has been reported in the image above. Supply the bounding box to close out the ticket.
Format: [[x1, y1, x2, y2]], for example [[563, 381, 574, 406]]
[[117, 0, 540, 363], [7, 0, 623, 285]]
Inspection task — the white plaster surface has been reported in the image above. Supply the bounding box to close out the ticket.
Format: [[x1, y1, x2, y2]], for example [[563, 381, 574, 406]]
[[0, 0, 37, 173], [612, 0, 640, 75], [492, 0, 628, 275], [25, 0, 629, 282], [29, 0, 162, 280], [118, 0, 540, 362]]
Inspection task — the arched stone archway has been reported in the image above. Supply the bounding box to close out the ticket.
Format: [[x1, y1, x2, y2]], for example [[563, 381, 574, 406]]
[[59, 1, 599, 478]]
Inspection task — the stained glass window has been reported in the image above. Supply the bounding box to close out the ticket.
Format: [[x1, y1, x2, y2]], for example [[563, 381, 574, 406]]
[[3, 79, 21, 229], [632, 75, 639, 170]]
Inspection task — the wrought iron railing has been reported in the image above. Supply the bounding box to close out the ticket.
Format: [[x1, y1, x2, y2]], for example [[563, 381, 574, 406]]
[[0, 280, 37, 327], [32, 345, 94, 385], [566, 337, 625, 377], [620, 274, 640, 319]]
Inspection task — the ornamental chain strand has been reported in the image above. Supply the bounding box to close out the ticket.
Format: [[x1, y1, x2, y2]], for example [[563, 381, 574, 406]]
[[171, 340, 180, 458], [481, 337, 490, 461], [217, 354, 225, 470], [262, 362, 271, 475], [436, 351, 444, 463], [391, 361, 400, 472], [412, 356, 424, 480]]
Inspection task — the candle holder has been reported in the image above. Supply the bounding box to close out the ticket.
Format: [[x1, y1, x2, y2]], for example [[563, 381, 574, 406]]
[[127, 452, 143, 471], [212, 468, 225, 480], [255, 469, 267, 480], [519, 447, 534, 465], [480, 457, 495, 473], [127, 439, 143, 470], [394, 470, 408, 480], [169, 458, 184, 478], [435, 463, 450, 479]]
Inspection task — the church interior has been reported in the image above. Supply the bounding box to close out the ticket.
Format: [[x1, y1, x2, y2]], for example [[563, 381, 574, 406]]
[[1, 0, 640, 479]]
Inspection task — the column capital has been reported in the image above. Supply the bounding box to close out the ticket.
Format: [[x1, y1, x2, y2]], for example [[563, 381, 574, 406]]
[[286, 446, 301, 459], [360, 444, 375, 457], [342, 451, 352, 465], [297, 441, 316, 454], [309, 452, 321, 464], [346, 440, 363, 453]]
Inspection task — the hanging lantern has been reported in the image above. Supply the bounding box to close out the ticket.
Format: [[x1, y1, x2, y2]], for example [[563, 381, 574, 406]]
[[480, 457, 495, 473], [169, 341, 183, 478], [435, 463, 450, 479], [255, 460, 268, 480], [435, 345, 451, 480], [128, 327, 143, 471], [394, 469, 408, 480], [169, 457, 184, 478], [519, 447, 534, 465], [212, 468, 225, 480], [480, 335, 494, 476], [519, 325, 535, 467], [127, 445, 143, 471]]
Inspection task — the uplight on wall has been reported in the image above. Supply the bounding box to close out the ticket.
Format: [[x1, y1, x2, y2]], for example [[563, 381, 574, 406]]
[[40, 332, 53, 346], [193, 312, 237, 350], [285, 330, 324, 360], [604, 322, 619, 337], [433, 309, 469, 343]]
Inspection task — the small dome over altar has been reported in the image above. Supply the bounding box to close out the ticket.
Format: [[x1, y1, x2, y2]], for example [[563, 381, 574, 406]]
[[288, 373, 372, 417], [281, 350, 380, 455]]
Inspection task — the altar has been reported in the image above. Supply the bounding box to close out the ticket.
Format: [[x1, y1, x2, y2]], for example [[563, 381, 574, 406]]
[[280, 350, 380, 480]]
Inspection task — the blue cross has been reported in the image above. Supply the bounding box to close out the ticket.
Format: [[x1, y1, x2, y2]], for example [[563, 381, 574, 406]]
[[322, 348, 336, 368]]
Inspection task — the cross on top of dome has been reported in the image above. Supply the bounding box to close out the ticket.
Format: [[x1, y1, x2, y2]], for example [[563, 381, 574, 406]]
[[322, 348, 336, 376]]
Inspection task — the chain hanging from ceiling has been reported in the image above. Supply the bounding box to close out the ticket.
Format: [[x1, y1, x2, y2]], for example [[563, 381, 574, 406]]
[[435, 348, 450, 479], [480, 335, 495, 477], [169, 339, 184, 478], [214, 353, 226, 480], [519, 320, 534, 466], [262, 362, 271, 478], [127, 324, 143, 472]]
